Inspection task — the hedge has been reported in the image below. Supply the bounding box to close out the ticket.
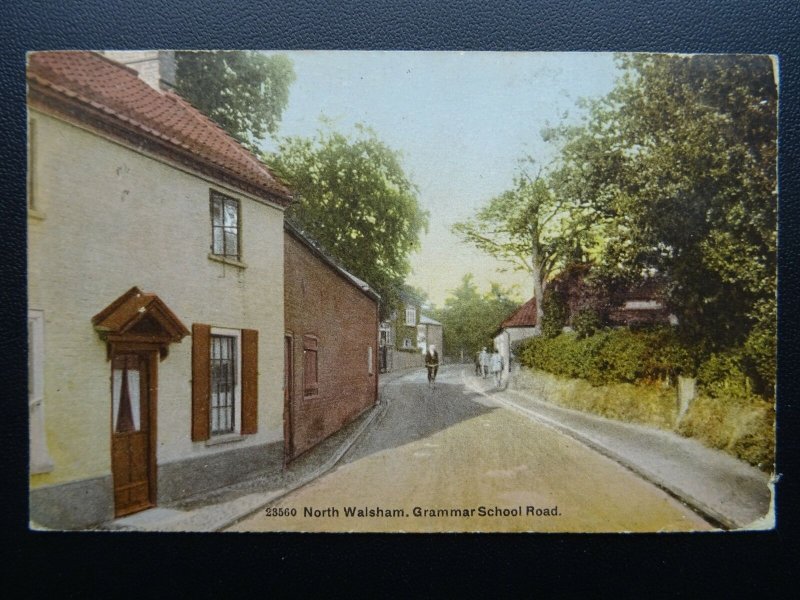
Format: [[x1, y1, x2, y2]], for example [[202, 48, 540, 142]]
[[517, 327, 693, 387]]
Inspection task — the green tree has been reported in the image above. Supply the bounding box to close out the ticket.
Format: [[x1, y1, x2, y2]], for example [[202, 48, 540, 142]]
[[175, 51, 296, 151], [432, 274, 521, 359], [555, 54, 777, 351], [269, 124, 428, 315], [452, 161, 592, 324]]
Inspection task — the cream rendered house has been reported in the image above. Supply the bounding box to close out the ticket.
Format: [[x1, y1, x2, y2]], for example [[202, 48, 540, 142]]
[[493, 297, 539, 378], [27, 51, 292, 529]]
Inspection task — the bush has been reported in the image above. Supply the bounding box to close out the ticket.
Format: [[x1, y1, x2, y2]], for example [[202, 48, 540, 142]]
[[593, 328, 651, 384], [677, 394, 775, 469], [518, 327, 693, 387], [742, 321, 776, 397], [697, 351, 752, 401], [572, 308, 602, 339]]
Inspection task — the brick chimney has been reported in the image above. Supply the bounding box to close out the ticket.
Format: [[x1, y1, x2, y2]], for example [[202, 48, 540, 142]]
[[102, 50, 176, 91]]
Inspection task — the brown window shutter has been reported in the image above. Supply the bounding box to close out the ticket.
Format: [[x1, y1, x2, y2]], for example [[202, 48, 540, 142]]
[[241, 329, 259, 434], [303, 335, 319, 397], [191, 323, 211, 441]]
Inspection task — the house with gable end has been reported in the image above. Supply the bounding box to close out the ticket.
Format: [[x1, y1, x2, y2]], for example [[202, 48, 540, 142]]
[[27, 51, 293, 528], [493, 296, 538, 378]]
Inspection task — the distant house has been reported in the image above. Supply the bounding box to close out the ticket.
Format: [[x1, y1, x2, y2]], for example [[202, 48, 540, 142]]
[[607, 280, 677, 327], [379, 289, 424, 372], [551, 263, 676, 330], [283, 221, 380, 460], [493, 297, 538, 376], [27, 51, 292, 528], [417, 315, 443, 356]]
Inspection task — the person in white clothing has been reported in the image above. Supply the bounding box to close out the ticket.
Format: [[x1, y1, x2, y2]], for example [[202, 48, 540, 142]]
[[490, 349, 504, 387], [479, 347, 490, 378]]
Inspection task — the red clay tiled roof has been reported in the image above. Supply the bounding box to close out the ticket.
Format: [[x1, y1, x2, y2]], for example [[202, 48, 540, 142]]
[[501, 297, 538, 328], [27, 51, 291, 205]]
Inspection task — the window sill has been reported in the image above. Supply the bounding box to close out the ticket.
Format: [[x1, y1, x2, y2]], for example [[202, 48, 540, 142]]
[[28, 208, 46, 221], [205, 433, 246, 447], [208, 253, 247, 269]]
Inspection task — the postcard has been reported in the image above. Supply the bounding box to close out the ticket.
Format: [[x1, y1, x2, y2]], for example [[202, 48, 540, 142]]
[[27, 50, 776, 532]]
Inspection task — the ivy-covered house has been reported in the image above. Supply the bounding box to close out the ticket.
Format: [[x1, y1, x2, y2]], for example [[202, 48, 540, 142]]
[[379, 289, 425, 372]]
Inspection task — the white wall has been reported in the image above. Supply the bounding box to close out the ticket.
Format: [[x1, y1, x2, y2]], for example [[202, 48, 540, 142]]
[[28, 110, 285, 486], [494, 327, 539, 375]]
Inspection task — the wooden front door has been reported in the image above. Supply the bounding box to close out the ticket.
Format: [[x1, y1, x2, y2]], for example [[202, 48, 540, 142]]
[[283, 335, 294, 462], [111, 352, 156, 517]]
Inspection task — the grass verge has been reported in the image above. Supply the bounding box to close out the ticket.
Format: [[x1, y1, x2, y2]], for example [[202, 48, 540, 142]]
[[512, 367, 774, 471]]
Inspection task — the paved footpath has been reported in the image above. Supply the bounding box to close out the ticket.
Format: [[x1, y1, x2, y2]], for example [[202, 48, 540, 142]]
[[465, 368, 773, 530]]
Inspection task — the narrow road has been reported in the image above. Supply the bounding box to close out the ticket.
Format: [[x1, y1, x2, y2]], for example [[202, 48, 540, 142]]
[[229, 366, 712, 532]]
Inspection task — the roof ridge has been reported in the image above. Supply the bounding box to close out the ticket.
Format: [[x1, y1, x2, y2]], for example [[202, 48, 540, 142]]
[[35, 50, 143, 77], [30, 73, 206, 158], [284, 219, 379, 300], [27, 51, 292, 204]]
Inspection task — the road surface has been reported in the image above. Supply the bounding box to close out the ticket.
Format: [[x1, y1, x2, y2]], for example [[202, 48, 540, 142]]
[[228, 366, 712, 532]]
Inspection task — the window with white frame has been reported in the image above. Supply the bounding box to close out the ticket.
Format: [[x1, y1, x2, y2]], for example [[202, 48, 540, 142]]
[[405, 306, 416, 326], [28, 309, 53, 473], [210, 190, 241, 260], [210, 328, 241, 436]]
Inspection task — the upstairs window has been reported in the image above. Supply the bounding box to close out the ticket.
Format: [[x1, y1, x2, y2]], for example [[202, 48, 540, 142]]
[[405, 306, 416, 326], [210, 190, 240, 260]]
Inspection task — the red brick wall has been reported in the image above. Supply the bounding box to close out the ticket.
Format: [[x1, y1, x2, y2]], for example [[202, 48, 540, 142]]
[[284, 231, 379, 459]]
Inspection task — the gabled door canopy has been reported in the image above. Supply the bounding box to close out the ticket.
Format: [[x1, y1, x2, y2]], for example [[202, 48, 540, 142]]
[[92, 286, 190, 358]]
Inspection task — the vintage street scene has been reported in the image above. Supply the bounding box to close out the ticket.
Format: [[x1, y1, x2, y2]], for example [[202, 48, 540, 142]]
[[27, 50, 776, 532]]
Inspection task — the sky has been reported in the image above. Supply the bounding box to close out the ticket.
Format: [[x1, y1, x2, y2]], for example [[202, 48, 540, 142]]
[[261, 51, 621, 307]]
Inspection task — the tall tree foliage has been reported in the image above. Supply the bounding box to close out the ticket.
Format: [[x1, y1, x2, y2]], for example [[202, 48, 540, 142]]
[[452, 161, 593, 323], [270, 124, 428, 315], [432, 274, 521, 359], [175, 51, 296, 151], [556, 54, 777, 350]]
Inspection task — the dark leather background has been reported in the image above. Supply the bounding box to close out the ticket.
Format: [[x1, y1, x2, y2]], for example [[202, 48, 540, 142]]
[[1, 0, 798, 594]]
